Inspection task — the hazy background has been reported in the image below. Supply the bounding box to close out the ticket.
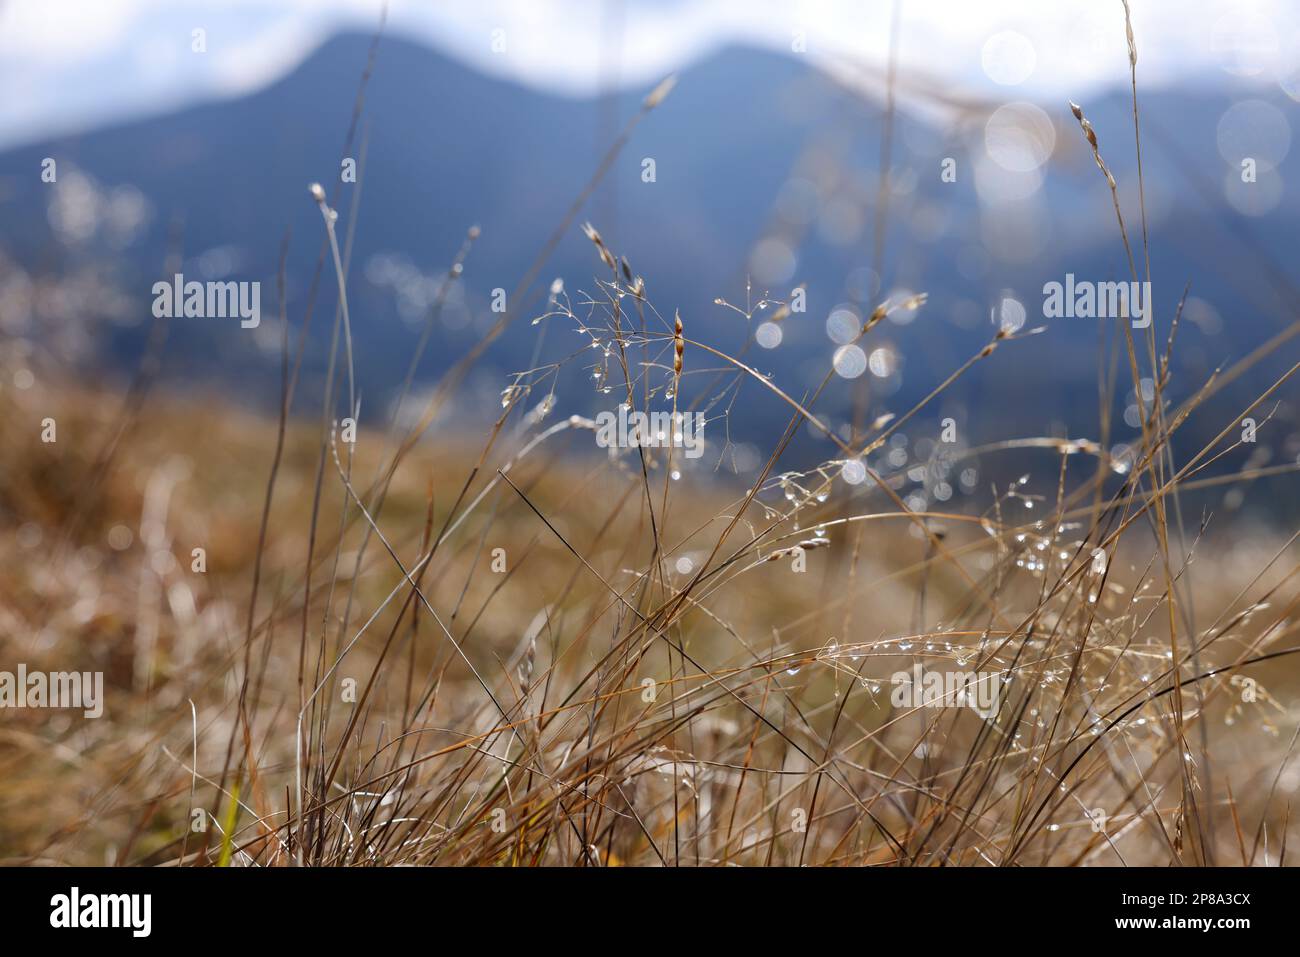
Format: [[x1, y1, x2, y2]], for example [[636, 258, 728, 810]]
[[0, 0, 1297, 506]]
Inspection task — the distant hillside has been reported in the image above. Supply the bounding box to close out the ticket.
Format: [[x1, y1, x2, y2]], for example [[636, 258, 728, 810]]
[[0, 32, 1296, 467]]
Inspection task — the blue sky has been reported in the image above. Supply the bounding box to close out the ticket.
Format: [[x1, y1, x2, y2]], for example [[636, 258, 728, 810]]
[[1, 0, 1297, 148]]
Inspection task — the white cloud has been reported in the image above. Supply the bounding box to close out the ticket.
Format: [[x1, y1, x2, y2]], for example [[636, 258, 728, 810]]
[[1, 0, 1297, 148], [208, 15, 329, 96], [0, 0, 147, 60]]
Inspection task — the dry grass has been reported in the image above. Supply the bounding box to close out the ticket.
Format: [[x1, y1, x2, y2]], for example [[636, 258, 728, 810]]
[[2, 238, 1298, 866], [2, 8, 1299, 868]]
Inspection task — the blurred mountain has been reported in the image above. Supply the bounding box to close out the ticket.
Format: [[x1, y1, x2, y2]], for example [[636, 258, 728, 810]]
[[0, 31, 1296, 471]]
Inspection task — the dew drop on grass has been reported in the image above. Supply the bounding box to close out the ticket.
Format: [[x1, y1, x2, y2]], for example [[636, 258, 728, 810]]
[[841, 460, 868, 485]]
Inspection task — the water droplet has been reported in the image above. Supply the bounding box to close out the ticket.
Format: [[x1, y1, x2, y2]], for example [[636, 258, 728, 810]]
[[841, 459, 868, 485]]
